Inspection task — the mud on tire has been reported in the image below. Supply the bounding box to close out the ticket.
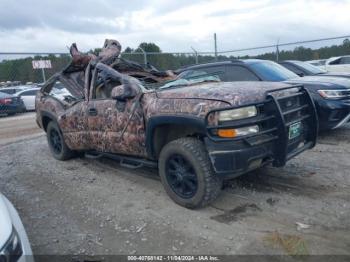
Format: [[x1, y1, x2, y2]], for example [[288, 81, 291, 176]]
[[46, 121, 75, 161], [158, 137, 222, 209]]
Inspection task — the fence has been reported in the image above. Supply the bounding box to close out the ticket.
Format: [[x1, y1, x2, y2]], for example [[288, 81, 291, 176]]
[[1, 35, 350, 86]]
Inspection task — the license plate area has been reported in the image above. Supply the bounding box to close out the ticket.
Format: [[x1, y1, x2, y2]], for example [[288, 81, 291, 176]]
[[289, 121, 302, 140]]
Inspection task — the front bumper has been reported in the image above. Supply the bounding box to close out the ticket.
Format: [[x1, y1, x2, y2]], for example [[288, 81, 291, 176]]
[[315, 98, 350, 130], [205, 86, 318, 178]]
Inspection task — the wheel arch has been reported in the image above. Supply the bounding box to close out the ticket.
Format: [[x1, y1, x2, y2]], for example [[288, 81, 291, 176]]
[[146, 115, 207, 159], [41, 111, 58, 132]]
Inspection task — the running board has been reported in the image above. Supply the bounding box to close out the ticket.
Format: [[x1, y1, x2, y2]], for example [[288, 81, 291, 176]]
[[85, 151, 158, 169], [85, 152, 104, 159]]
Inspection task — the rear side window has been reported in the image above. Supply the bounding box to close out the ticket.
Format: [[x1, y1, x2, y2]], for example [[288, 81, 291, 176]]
[[224, 65, 259, 81], [0, 89, 15, 94]]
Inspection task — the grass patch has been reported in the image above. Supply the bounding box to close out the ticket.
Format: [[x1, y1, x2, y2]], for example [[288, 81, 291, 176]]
[[264, 231, 309, 256]]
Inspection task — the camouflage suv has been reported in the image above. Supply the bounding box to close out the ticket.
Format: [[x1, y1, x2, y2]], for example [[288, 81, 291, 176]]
[[36, 40, 318, 208]]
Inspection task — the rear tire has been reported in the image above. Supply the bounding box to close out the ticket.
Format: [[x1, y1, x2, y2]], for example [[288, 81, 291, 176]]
[[46, 121, 75, 160], [158, 137, 222, 209]]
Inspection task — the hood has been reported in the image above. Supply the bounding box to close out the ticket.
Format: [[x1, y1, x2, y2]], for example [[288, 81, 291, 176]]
[[0, 194, 13, 249], [156, 81, 297, 106], [286, 76, 350, 88]]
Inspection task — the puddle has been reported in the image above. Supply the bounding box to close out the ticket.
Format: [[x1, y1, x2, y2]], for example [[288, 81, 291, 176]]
[[211, 203, 262, 224]]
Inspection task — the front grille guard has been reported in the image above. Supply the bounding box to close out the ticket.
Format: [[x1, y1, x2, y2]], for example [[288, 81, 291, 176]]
[[205, 85, 318, 167]]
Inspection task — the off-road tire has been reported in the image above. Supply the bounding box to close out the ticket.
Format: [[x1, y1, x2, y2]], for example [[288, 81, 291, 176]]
[[46, 121, 75, 160], [158, 137, 222, 209]]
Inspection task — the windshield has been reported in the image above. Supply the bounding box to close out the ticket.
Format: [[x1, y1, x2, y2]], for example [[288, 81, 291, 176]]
[[249, 61, 298, 81], [159, 74, 220, 89], [292, 61, 327, 74]]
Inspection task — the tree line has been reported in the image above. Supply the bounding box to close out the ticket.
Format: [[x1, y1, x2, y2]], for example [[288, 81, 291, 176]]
[[1, 39, 350, 84]]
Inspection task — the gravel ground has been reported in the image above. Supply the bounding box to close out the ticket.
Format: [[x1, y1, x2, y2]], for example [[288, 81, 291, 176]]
[[0, 113, 349, 257]]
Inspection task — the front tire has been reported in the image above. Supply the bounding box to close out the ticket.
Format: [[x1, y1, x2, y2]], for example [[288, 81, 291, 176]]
[[158, 138, 222, 209], [46, 121, 75, 160]]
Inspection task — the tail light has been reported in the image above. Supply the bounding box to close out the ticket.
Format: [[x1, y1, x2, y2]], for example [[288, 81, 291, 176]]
[[0, 98, 12, 105]]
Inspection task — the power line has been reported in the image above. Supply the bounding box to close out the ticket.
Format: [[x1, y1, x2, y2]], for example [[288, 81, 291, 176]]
[[218, 35, 350, 54], [0, 34, 349, 56]]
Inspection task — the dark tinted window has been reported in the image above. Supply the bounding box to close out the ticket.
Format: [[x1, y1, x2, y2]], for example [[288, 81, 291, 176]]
[[21, 90, 38, 96], [291, 61, 326, 74], [340, 57, 350, 64], [224, 65, 259, 81], [280, 63, 305, 75], [329, 58, 341, 65], [249, 61, 298, 81]]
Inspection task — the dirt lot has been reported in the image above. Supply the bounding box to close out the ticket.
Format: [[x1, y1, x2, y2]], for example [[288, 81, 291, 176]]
[[0, 113, 350, 257]]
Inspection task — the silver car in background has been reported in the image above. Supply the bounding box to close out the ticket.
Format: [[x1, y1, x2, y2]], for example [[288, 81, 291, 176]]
[[0, 193, 33, 262]]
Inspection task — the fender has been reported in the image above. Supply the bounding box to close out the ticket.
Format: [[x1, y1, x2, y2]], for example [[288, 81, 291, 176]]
[[145, 115, 206, 158]]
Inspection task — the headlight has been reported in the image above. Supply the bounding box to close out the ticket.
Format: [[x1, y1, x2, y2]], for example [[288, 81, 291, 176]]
[[0, 227, 22, 262], [217, 125, 259, 138], [318, 89, 350, 99], [219, 106, 257, 122]]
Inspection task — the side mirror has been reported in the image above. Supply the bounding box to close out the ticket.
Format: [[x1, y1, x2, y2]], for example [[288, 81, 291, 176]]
[[297, 72, 305, 77], [111, 85, 136, 101]]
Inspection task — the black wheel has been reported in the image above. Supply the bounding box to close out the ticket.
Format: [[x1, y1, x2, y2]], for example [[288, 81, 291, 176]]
[[46, 121, 75, 160], [158, 137, 222, 209]]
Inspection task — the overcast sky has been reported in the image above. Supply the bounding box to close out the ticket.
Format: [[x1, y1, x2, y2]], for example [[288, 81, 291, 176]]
[[0, 0, 349, 55]]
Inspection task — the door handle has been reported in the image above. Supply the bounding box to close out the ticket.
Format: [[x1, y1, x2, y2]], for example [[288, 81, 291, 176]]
[[88, 108, 98, 116]]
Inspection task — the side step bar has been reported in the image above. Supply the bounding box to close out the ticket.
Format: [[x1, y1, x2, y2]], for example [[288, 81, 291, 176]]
[[85, 151, 158, 169]]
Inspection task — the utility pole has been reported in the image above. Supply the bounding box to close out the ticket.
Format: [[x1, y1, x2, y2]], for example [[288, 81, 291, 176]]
[[41, 68, 46, 82], [191, 46, 199, 64], [276, 38, 280, 62], [214, 33, 218, 61], [40, 57, 46, 82]]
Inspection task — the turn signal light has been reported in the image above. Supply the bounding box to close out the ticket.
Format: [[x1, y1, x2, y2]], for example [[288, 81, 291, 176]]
[[217, 129, 237, 138]]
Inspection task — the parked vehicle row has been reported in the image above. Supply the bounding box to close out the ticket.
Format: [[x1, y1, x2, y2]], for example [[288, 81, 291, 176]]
[[307, 55, 350, 73], [178, 59, 350, 130], [0, 91, 26, 116], [0, 86, 39, 115]]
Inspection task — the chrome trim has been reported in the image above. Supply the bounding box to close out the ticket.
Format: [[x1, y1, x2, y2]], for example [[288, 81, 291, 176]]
[[333, 113, 350, 129]]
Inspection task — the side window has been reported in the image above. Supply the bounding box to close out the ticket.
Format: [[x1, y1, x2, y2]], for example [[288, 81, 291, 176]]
[[193, 66, 226, 80], [329, 58, 341, 65], [224, 65, 259, 81], [178, 70, 211, 79], [282, 63, 304, 75], [340, 57, 350, 64], [49, 81, 77, 102], [21, 90, 38, 96], [0, 89, 15, 94], [93, 79, 122, 99]]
